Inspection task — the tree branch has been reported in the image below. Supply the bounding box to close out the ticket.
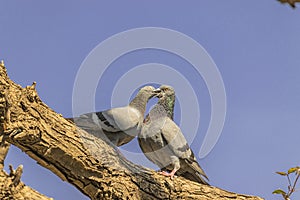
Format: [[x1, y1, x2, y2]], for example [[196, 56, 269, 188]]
[[0, 135, 52, 200], [0, 63, 263, 200]]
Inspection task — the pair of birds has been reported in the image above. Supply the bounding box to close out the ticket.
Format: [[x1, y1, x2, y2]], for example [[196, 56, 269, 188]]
[[69, 85, 209, 185]]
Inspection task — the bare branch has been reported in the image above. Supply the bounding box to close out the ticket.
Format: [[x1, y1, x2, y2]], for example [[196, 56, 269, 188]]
[[0, 63, 263, 200]]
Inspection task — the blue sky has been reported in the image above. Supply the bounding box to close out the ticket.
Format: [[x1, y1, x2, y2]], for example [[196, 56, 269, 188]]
[[1, 1, 300, 199]]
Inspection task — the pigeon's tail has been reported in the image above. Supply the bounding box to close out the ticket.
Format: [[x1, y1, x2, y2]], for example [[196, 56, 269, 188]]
[[181, 157, 210, 185], [181, 171, 210, 185]]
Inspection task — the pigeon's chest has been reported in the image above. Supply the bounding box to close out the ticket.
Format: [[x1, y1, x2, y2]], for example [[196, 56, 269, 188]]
[[140, 120, 162, 138], [140, 122, 169, 150]]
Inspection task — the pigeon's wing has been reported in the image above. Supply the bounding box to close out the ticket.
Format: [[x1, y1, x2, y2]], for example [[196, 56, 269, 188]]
[[79, 106, 141, 133], [67, 115, 102, 133], [160, 118, 191, 158], [160, 118, 209, 184], [138, 120, 168, 168], [68, 106, 141, 146], [138, 136, 163, 168], [68, 113, 136, 146], [67, 115, 113, 144], [104, 130, 135, 146], [178, 150, 209, 185]]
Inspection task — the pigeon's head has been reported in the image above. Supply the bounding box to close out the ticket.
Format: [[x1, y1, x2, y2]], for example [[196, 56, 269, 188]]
[[155, 85, 175, 119], [129, 86, 160, 112], [138, 85, 160, 98], [158, 85, 175, 99]]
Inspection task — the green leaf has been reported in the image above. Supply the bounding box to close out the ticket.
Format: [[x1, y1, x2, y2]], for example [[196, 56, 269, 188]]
[[276, 171, 287, 176], [272, 189, 286, 195], [288, 167, 298, 174]]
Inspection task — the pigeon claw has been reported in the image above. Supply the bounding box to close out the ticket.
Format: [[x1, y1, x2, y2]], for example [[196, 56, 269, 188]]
[[158, 170, 176, 180]]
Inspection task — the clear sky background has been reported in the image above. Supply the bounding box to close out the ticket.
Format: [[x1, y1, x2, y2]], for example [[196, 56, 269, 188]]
[[1, 1, 300, 199]]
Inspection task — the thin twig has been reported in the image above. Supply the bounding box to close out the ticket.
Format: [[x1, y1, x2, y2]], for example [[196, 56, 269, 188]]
[[289, 172, 300, 197]]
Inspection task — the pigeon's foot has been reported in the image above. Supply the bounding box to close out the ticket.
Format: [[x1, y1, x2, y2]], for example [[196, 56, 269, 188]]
[[158, 170, 177, 179]]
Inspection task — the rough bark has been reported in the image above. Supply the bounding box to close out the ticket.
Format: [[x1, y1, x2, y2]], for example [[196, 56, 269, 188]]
[[0, 62, 264, 200], [0, 136, 52, 200]]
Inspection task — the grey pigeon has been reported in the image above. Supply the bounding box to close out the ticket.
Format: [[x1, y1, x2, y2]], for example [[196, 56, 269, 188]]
[[138, 85, 209, 185], [68, 86, 160, 146]]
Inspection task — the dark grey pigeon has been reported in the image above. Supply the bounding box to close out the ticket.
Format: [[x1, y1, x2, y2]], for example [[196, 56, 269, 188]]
[[138, 85, 209, 185], [68, 86, 159, 146]]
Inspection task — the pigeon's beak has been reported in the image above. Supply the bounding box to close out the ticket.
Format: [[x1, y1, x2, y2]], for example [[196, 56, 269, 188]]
[[153, 88, 162, 97]]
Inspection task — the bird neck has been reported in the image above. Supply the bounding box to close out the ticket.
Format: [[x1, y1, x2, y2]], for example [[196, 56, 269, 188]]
[[129, 92, 150, 115], [158, 95, 175, 120]]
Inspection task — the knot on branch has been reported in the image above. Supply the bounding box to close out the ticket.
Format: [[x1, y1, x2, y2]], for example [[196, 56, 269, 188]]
[[9, 164, 23, 187], [0, 60, 7, 77], [24, 82, 40, 103]]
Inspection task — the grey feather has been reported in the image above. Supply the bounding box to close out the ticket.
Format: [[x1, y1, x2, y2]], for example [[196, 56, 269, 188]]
[[68, 86, 158, 146], [138, 85, 209, 184]]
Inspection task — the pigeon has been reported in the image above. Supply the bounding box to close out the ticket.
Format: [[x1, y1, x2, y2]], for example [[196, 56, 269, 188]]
[[68, 86, 160, 146], [138, 85, 209, 185]]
